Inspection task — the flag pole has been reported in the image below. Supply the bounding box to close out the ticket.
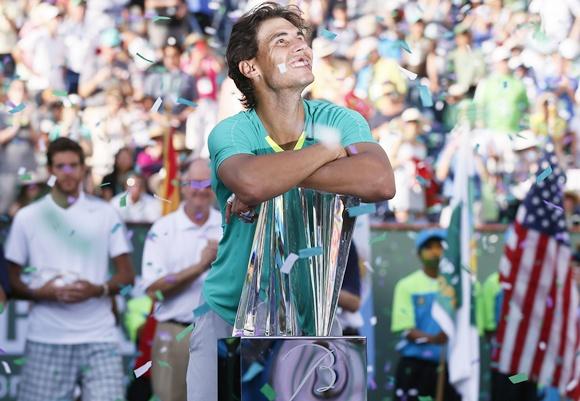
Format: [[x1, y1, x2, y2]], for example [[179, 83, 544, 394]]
[[436, 344, 446, 401]]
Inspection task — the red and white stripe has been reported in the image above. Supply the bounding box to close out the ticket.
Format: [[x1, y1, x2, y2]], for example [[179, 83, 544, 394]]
[[493, 206, 579, 397]]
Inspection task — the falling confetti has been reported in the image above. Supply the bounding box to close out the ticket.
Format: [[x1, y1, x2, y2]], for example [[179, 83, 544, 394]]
[[416, 175, 430, 187], [371, 233, 388, 244], [120, 193, 128, 208], [418, 85, 434, 107], [320, 28, 338, 40], [277, 63, 287, 74], [155, 290, 164, 301], [397, 40, 412, 53], [418, 397, 434, 401], [536, 165, 552, 184], [52, 90, 68, 97], [152, 16, 171, 23], [298, 247, 323, 258], [347, 203, 377, 217], [193, 302, 211, 318], [1, 361, 10, 374], [242, 362, 264, 382], [280, 253, 299, 274], [175, 323, 194, 342], [398, 66, 418, 80], [111, 223, 122, 233], [177, 97, 197, 108], [509, 373, 528, 384], [47, 175, 57, 187], [154, 194, 171, 203], [150, 97, 163, 113], [137, 53, 154, 63], [260, 383, 276, 401], [9, 103, 26, 114], [120, 285, 133, 297], [23, 266, 37, 274], [13, 358, 26, 366], [157, 360, 171, 368], [134, 361, 152, 378]]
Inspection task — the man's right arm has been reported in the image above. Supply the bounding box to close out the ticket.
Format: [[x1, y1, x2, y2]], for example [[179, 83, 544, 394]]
[[218, 143, 344, 206], [7, 262, 59, 301]]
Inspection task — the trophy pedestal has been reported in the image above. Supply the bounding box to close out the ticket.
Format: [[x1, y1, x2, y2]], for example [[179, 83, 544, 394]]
[[217, 336, 367, 401]]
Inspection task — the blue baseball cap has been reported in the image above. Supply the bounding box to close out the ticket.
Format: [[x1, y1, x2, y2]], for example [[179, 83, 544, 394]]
[[415, 229, 446, 251]]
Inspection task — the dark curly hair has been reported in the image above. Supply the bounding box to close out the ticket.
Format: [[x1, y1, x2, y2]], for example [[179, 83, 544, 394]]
[[226, 2, 310, 110]]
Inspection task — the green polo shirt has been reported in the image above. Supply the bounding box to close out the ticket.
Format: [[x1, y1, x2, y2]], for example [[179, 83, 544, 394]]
[[203, 98, 377, 325]]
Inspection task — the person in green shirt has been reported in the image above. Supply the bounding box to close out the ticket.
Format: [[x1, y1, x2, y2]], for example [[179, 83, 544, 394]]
[[186, 3, 396, 401], [391, 229, 461, 401]]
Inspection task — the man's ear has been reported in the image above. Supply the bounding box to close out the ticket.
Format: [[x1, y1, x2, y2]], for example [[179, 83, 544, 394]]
[[239, 59, 260, 79]]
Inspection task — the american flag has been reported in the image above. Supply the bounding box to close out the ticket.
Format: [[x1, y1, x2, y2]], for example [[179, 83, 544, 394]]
[[492, 144, 579, 398]]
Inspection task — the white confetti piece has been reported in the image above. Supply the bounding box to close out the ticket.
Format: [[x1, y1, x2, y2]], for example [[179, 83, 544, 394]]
[[1, 361, 11, 374], [154, 194, 171, 203], [370, 316, 378, 326], [277, 63, 287, 74], [280, 253, 299, 274], [398, 66, 418, 80], [363, 261, 374, 273], [415, 337, 429, 344], [150, 97, 163, 113], [134, 361, 152, 378], [17, 167, 26, 175], [47, 175, 57, 187]]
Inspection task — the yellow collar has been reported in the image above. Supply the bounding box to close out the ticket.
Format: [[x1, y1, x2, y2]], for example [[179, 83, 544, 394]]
[[265, 132, 306, 153]]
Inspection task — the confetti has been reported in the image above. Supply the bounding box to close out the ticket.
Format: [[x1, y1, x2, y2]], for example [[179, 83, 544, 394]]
[[416, 337, 429, 344], [418, 85, 433, 107], [154, 194, 171, 203], [137, 52, 154, 63], [134, 361, 152, 378], [9, 103, 26, 114], [176, 97, 197, 108], [260, 383, 276, 401], [152, 16, 171, 23], [418, 397, 434, 401], [157, 360, 171, 368], [320, 28, 338, 40], [111, 223, 122, 233], [23, 266, 37, 274], [416, 175, 430, 187], [193, 302, 211, 318], [542, 200, 563, 213], [280, 253, 299, 274], [536, 165, 552, 184], [99, 182, 111, 187], [52, 90, 68, 97], [242, 362, 264, 382], [370, 316, 378, 326], [299, 247, 323, 258], [1, 361, 10, 374], [277, 63, 287, 74], [47, 175, 57, 187], [398, 66, 418, 80], [397, 40, 412, 53], [13, 358, 26, 366], [509, 373, 528, 384], [175, 323, 194, 342], [120, 285, 133, 297], [371, 232, 388, 244], [155, 290, 164, 301], [120, 193, 128, 208], [347, 203, 377, 217], [150, 97, 163, 113], [0, 303, 4, 314]]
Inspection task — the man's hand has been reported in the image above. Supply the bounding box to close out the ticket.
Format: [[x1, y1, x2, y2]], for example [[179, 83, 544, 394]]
[[225, 194, 257, 224], [199, 240, 219, 269], [429, 331, 448, 344], [32, 276, 64, 302], [56, 280, 102, 303]]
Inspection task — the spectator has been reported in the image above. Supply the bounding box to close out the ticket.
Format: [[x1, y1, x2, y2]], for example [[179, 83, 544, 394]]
[[391, 229, 461, 401], [111, 172, 162, 223], [141, 158, 221, 401], [59, 0, 90, 94], [8, 174, 48, 218], [0, 1, 24, 78], [101, 147, 136, 200], [136, 126, 165, 179], [4, 137, 134, 401], [448, 29, 485, 95]]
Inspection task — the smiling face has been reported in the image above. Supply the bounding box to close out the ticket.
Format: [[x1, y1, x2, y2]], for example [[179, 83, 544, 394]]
[[246, 17, 314, 95]]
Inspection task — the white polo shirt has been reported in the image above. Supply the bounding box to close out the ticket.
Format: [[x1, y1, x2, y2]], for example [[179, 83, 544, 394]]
[[141, 205, 222, 323], [4, 192, 133, 344]]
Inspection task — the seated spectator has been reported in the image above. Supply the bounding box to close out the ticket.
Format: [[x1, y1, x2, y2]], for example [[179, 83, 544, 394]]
[[101, 147, 135, 201], [111, 172, 162, 224]]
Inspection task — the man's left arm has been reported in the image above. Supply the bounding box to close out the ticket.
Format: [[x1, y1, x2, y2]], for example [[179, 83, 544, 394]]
[[300, 142, 395, 202]]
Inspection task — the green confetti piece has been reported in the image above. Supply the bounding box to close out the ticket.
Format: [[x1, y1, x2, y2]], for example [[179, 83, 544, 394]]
[[347, 203, 376, 217], [260, 383, 276, 401], [155, 290, 164, 301], [175, 323, 194, 342], [99, 182, 111, 187], [111, 223, 122, 233], [536, 165, 552, 183], [153, 15, 171, 23], [9, 103, 26, 114], [397, 40, 412, 54], [320, 28, 338, 40], [120, 193, 127, 208], [23, 266, 37, 274], [509, 373, 528, 384], [298, 247, 323, 258], [52, 90, 68, 97], [157, 360, 171, 368], [371, 232, 388, 244], [419, 397, 434, 401], [120, 284, 133, 296], [19, 173, 32, 181], [13, 358, 26, 366], [176, 97, 198, 108], [416, 175, 429, 187], [136, 52, 154, 63], [418, 85, 433, 107], [0, 303, 4, 314]]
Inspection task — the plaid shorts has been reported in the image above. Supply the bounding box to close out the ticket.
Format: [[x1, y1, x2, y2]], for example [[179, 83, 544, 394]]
[[18, 341, 124, 401]]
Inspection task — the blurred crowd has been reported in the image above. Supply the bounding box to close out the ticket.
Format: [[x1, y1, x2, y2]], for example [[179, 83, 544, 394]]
[[1, 0, 580, 227]]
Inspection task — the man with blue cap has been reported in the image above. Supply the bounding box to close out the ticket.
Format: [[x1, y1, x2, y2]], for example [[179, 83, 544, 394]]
[[391, 228, 461, 401]]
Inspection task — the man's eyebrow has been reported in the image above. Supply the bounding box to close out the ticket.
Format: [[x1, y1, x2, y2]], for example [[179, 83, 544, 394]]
[[267, 29, 305, 44]]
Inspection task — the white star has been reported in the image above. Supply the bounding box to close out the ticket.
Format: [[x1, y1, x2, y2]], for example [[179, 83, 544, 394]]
[[558, 220, 565, 228], [527, 215, 536, 223], [532, 197, 540, 205], [542, 190, 550, 198], [542, 220, 549, 228], [537, 208, 545, 216]]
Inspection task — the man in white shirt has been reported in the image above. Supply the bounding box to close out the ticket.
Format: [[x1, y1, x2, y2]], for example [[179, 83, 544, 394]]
[[111, 172, 162, 223], [141, 158, 222, 401], [5, 137, 134, 401]]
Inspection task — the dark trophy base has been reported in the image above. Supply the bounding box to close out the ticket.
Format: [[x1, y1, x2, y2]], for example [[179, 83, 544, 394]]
[[218, 336, 367, 401]]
